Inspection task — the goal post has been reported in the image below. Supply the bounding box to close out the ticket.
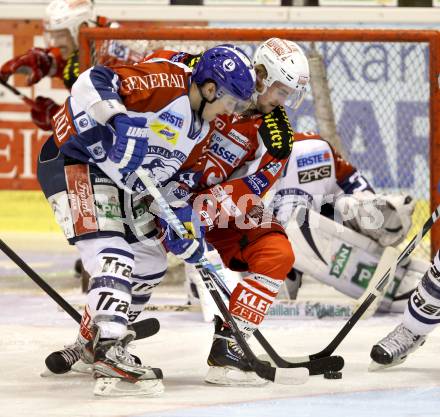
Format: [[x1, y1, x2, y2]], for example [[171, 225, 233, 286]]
[[79, 26, 440, 259]]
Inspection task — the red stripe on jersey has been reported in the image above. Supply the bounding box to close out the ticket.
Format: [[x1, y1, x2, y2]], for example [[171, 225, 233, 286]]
[[65, 164, 98, 236], [52, 101, 76, 146], [112, 61, 190, 113]]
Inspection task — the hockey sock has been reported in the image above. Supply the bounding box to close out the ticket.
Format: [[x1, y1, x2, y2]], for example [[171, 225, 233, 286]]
[[128, 270, 166, 322], [403, 250, 440, 335], [87, 247, 135, 339], [229, 273, 283, 337]]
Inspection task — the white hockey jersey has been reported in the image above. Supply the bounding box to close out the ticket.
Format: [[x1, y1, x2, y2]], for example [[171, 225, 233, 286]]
[[272, 131, 373, 227], [51, 60, 209, 191]]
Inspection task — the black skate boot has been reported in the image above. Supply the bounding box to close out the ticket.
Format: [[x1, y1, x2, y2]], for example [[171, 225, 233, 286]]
[[369, 323, 426, 371], [93, 328, 163, 397], [42, 324, 142, 377], [41, 338, 94, 377], [205, 316, 266, 386], [43, 343, 84, 375]]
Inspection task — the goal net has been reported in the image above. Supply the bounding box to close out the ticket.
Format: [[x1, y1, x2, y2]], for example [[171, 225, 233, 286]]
[[79, 27, 440, 260]]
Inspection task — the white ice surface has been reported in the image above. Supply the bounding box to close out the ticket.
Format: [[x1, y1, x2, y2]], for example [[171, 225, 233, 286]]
[[1, 286, 440, 417]]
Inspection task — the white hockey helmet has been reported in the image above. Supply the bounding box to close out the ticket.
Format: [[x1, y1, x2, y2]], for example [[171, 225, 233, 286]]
[[253, 38, 310, 109], [44, 0, 94, 46]]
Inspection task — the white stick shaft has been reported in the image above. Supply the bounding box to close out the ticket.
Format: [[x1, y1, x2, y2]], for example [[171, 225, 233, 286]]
[[135, 168, 187, 238]]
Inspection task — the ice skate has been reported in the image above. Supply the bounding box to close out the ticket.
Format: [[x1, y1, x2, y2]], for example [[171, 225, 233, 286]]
[[205, 316, 266, 386], [93, 329, 163, 397], [369, 323, 426, 371], [41, 340, 93, 377], [41, 321, 144, 377]]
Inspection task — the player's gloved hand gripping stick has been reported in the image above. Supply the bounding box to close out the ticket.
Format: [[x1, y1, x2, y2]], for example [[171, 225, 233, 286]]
[[0, 78, 36, 107]]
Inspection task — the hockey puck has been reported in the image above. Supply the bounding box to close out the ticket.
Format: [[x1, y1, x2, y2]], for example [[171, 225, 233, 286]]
[[323, 371, 342, 379]]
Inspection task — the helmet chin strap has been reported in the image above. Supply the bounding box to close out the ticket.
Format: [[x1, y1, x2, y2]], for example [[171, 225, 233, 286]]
[[251, 82, 268, 107]]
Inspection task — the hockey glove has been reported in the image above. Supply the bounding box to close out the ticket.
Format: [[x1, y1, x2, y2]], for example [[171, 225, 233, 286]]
[[335, 191, 415, 247], [108, 114, 149, 174], [31, 96, 60, 131], [159, 204, 206, 264], [0, 48, 53, 85]]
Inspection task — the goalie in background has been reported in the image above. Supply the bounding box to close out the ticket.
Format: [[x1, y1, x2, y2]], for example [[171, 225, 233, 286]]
[[270, 130, 428, 313]]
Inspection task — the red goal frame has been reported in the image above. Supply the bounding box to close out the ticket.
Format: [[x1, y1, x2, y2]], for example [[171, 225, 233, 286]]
[[79, 26, 440, 256]]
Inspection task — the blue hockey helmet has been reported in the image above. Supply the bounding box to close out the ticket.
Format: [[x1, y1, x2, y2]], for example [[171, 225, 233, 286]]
[[191, 45, 256, 103]]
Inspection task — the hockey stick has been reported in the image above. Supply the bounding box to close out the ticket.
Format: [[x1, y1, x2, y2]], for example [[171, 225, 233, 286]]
[[195, 264, 308, 384], [0, 238, 160, 340], [136, 170, 331, 383], [355, 246, 400, 319], [0, 78, 35, 107], [392, 288, 415, 301], [202, 261, 344, 375], [275, 204, 440, 363]]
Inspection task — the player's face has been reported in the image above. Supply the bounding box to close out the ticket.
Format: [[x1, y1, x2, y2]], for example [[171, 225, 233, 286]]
[[202, 91, 250, 121], [202, 96, 234, 121], [256, 81, 295, 114], [44, 29, 76, 59]]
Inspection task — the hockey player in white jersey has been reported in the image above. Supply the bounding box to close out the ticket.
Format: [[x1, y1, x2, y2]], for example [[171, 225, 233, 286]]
[[271, 130, 427, 312], [37, 45, 256, 396], [369, 251, 440, 370]]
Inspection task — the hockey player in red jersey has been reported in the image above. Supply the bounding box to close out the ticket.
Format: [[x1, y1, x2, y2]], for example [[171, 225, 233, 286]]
[[38, 45, 256, 396], [174, 38, 310, 385], [0, 0, 147, 132], [0, 0, 95, 130], [142, 39, 310, 385]]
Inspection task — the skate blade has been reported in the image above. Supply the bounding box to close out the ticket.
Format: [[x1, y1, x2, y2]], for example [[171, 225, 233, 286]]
[[71, 360, 93, 375], [257, 353, 309, 365], [93, 377, 164, 397], [205, 366, 268, 386], [368, 358, 405, 372], [274, 367, 309, 385], [40, 367, 89, 378]]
